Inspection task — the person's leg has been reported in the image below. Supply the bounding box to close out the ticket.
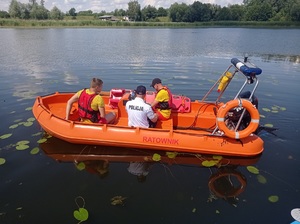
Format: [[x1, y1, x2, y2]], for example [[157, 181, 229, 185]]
[[148, 118, 157, 128], [105, 112, 116, 124], [156, 111, 168, 121]]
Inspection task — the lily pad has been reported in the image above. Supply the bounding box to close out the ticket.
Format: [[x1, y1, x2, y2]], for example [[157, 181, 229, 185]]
[[9, 124, 19, 129], [212, 155, 222, 160], [0, 133, 12, 139], [23, 121, 33, 127], [0, 158, 6, 165], [246, 165, 259, 174], [257, 174, 267, 184], [73, 208, 89, 222], [202, 160, 219, 167], [152, 153, 161, 161], [16, 144, 30, 150], [30, 147, 40, 155], [166, 152, 177, 159], [262, 108, 271, 112], [16, 140, 30, 145], [76, 162, 86, 171], [37, 138, 47, 143], [264, 123, 274, 128], [32, 132, 43, 137], [268, 195, 279, 203], [27, 117, 35, 122]]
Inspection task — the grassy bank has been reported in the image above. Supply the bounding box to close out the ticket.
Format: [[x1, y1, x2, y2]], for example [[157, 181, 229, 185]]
[[1, 18, 300, 28]]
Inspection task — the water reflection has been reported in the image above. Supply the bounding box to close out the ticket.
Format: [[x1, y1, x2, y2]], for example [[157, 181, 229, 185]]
[[40, 136, 261, 206]]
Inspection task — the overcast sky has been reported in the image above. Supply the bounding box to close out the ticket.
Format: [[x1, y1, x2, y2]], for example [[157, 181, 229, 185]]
[[0, 0, 244, 13]]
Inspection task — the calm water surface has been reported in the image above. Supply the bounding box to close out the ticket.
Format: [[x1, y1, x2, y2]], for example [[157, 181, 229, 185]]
[[0, 28, 300, 223]]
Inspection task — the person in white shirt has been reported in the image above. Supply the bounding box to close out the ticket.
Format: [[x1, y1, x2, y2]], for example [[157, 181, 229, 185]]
[[125, 85, 158, 128]]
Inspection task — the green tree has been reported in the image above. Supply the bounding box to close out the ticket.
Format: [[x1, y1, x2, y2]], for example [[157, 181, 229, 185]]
[[290, 1, 300, 21], [127, 0, 141, 21], [19, 3, 30, 19], [216, 7, 232, 20], [113, 9, 126, 16], [9, 0, 21, 18], [0, 10, 10, 18], [244, 0, 273, 21], [228, 4, 245, 21], [188, 1, 213, 22], [169, 2, 189, 22], [209, 4, 221, 21], [49, 6, 64, 20], [141, 5, 157, 21], [77, 10, 93, 16], [157, 7, 168, 17], [69, 7, 76, 16], [189, 1, 203, 22], [30, 4, 48, 19]]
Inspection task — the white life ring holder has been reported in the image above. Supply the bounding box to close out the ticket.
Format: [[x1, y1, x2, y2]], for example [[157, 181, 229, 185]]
[[216, 99, 260, 139]]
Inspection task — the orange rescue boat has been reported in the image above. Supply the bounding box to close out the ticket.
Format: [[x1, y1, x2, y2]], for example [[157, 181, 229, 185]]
[[32, 57, 264, 157]]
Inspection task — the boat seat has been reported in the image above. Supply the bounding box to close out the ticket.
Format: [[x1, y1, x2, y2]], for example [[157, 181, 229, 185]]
[[145, 91, 155, 104], [171, 95, 191, 113], [109, 88, 126, 109]]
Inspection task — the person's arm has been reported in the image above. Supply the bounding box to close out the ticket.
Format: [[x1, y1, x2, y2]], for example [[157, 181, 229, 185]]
[[65, 93, 79, 120], [99, 107, 106, 118], [149, 113, 158, 123], [150, 99, 159, 108], [147, 106, 158, 123]]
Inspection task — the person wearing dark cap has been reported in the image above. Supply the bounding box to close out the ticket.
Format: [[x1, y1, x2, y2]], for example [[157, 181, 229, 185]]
[[125, 85, 158, 128], [150, 78, 172, 121]]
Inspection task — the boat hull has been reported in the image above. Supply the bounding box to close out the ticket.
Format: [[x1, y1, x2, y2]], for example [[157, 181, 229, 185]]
[[32, 92, 264, 157]]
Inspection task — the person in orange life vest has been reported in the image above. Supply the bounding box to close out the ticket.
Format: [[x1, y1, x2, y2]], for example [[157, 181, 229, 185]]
[[65, 78, 116, 124], [150, 78, 172, 121]]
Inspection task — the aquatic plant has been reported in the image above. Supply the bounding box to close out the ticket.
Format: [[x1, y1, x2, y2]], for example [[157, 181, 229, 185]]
[[73, 196, 89, 223]]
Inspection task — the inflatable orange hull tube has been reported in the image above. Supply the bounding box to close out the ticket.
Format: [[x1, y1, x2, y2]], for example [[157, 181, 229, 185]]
[[32, 92, 264, 157]]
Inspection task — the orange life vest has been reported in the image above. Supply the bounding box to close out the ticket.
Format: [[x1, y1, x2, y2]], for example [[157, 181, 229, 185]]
[[78, 89, 101, 123]]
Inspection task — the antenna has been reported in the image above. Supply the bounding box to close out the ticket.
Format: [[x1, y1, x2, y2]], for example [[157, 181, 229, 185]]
[[244, 53, 248, 63]]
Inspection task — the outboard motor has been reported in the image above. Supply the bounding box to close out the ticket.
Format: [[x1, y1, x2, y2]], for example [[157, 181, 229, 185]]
[[225, 91, 258, 131]]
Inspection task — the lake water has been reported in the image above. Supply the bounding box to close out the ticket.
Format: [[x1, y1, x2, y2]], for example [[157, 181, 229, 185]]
[[0, 28, 300, 223]]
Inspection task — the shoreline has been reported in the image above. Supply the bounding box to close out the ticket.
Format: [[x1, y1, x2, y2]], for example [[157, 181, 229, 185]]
[[1, 19, 300, 28]]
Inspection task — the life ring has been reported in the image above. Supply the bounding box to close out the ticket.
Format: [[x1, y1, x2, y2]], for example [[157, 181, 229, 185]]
[[208, 169, 247, 198], [216, 99, 260, 139]]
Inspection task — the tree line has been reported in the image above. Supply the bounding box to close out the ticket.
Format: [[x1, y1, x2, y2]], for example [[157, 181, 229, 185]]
[[1, 0, 300, 22]]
